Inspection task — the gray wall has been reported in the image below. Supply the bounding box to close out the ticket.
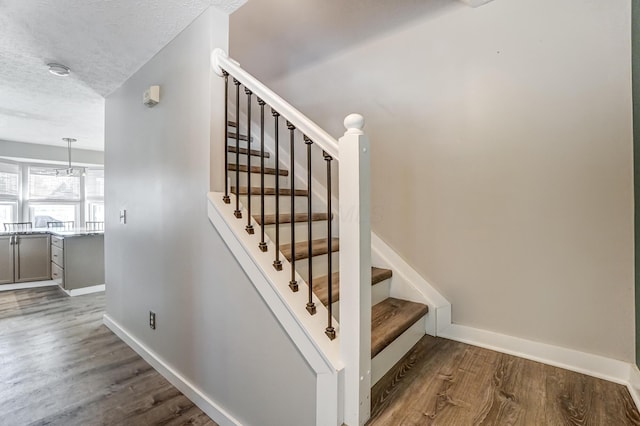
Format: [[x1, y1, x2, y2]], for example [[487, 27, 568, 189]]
[[105, 8, 316, 425], [232, 0, 635, 362]]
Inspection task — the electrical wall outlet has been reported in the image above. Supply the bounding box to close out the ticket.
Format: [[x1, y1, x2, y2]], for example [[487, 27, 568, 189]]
[[149, 311, 156, 330]]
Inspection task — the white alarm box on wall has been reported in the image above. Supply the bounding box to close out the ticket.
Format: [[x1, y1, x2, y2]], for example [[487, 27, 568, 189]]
[[143, 85, 160, 107]]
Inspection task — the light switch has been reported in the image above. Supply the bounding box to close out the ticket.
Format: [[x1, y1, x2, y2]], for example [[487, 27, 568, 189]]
[[120, 209, 127, 224]]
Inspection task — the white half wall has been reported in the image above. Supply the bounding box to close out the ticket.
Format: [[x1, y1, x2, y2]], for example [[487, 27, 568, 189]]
[[233, 0, 635, 363], [104, 7, 316, 425]]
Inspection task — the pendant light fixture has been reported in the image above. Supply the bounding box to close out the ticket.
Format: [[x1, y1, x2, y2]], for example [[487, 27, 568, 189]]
[[56, 138, 85, 177]]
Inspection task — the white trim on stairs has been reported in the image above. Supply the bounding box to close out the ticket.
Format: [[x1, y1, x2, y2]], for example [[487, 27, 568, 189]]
[[207, 192, 342, 426], [103, 314, 242, 426], [371, 232, 451, 336]]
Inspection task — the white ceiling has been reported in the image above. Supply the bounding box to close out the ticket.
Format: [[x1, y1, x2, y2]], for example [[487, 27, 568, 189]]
[[0, 0, 237, 151]]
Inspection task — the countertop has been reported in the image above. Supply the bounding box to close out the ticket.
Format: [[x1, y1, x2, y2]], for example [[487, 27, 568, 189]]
[[0, 227, 104, 237]]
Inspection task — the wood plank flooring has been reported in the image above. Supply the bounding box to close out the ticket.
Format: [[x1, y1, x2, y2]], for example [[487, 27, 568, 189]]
[[369, 335, 640, 425], [0, 286, 216, 426]]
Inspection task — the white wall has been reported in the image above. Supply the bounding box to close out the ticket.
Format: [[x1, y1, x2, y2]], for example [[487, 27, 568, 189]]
[[105, 8, 316, 425], [232, 0, 635, 362]]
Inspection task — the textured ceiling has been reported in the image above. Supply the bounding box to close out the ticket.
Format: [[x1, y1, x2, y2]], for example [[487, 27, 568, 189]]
[[0, 0, 241, 151]]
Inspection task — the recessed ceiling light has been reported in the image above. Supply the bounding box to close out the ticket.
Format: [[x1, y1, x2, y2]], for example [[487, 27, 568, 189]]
[[48, 63, 71, 77]]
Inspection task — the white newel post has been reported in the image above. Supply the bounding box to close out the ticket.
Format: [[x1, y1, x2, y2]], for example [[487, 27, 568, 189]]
[[339, 114, 372, 426]]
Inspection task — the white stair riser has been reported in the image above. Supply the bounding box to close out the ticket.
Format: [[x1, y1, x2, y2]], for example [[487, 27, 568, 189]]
[[293, 251, 340, 282], [371, 316, 427, 386], [237, 195, 309, 214], [263, 221, 329, 245], [331, 279, 391, 322]]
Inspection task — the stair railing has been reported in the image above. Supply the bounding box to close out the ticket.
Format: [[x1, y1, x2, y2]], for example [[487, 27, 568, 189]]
[[212, 48, 372, 425]]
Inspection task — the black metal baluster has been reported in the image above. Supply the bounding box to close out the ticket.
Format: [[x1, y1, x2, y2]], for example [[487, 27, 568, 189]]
[[233, 78, 242, 218], [324, 151, 335, 340], [222, 71, 230, 204], [258, 98, 268, 252], [305, 136, 316, 315], [245, 88, 254, 234], [272, 109, 283, 271], [288, 122, 298, 292]]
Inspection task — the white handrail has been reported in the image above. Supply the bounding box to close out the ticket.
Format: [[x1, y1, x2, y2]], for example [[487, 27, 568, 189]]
[[211, 48, 340, 160]]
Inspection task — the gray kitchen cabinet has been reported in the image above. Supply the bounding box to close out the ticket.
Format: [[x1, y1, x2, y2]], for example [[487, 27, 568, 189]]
[[0, 236, 14, 284], [51, 234, 104, 290], [14, 234, 51, 282], [0, 234, 50, 284]]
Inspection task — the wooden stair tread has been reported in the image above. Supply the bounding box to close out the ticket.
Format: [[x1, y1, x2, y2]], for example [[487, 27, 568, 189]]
[[313, 267, 392, 306], [227, 145, 270, 158], [228, 163, 288, 176], [371, 298, 429, 358], [231, 186, 308, 196], [228, 131, 253, 142], [281, 238, 339, 262], [227, 121, 237, 128], [255, 212, 330, 225]]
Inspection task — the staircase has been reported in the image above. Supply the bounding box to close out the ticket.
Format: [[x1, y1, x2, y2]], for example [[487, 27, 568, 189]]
[[208, 49, 433, 426], [226, 118, 429, 361]]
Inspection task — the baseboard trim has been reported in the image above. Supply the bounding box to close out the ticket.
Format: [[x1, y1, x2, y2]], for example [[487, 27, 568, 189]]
[[439, 323, 635, 390], [628, 364, 640, 411], [62, 284, 105, 297], [103, 314, 242, 426], [0, 280, 57, 292]]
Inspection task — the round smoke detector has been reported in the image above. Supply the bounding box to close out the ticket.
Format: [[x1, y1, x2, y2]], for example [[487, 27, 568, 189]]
[[48, 63, 71, 77]]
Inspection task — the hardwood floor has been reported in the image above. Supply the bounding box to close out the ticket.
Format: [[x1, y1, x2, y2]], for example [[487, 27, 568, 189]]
[[0, 286, 216, 426], [370, 335, 640, 425], [4, 286, 638, 425]]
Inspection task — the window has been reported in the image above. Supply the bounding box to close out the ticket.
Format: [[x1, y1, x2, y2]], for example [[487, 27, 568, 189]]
[[85, 168, 104, 223], [30, 204, 78, 228], [0, 162, 19, 229], [29, 166, 81, 200], [27, 166, 81, 227], [87, 203, 105, 222], [0, 202, 17, 228], [0, 160, 104, 229], [0, 163, 19, 197]]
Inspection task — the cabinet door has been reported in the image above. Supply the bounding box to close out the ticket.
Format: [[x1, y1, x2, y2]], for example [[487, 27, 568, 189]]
[[14, 235, 50, 283], [0, 236, 14, 284]]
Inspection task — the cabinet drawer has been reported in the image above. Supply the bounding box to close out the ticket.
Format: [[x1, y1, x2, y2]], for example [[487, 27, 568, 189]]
[[51, 245, 64, 267], [51, 236, 64, 249], [51, 262, 64, 287]]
